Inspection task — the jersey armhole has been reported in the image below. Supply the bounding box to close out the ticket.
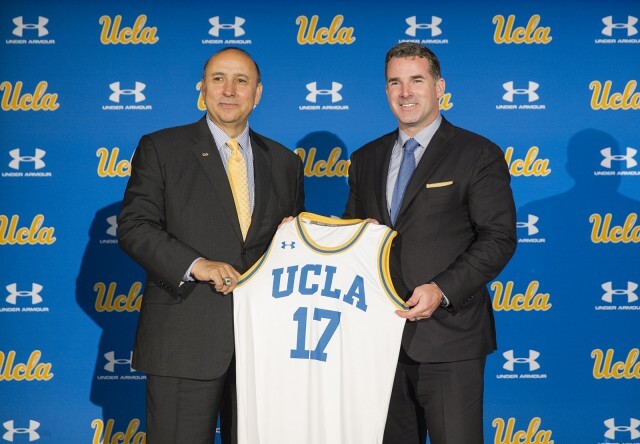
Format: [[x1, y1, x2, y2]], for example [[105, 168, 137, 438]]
[[236, 240, 274, 288], [378, 229, 408, 310]]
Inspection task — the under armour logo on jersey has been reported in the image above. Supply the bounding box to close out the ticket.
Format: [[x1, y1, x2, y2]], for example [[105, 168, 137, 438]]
[[600, 147, 638, 169], [106, 215, 118, 237], [601, 282, 638, 303], [602, 16, 638, 37], [209, 16, 245, 37], [306, 82, 343, 103], [8, 148, 46, 170], [502, 81, 539, 103], [281, 241, 296, 249], [502, 350, 540, 371], [604, 418, 640, 440], [2, 420, 40, 442], [405, 16, 442, 37], [109, 82, 146, 103], [13, 16, 49, 37], [6, 283, 43, 305], [517, 214, 539, 236], [103, 351, 134, 373]]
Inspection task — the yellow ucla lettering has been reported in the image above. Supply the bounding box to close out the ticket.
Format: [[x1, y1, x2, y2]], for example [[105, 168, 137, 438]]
[[99, 15, 159, 45], [0, 214, 56, 245], [592, 348, 640, 379], [590, 80, 640, 110], [0, 350, 54, 381], [439, 93, 453, 111], [97, 147, 132, 178], [94, 282, 143, 313], [493, 14, 552, 44], [491, 281, 552, 311], [590, 213, 640, 243], [296, 15, 355, 45], [294, 147, 350, 178], [92, 418, 146, 444], [504, 146, 551, 177], [196, 81, 206, 111], [493, 417, 554, 444], [0, 81, 59, 111]]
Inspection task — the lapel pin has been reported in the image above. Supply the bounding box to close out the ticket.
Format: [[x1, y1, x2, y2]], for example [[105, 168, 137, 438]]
[[202, 152, 209, 157]]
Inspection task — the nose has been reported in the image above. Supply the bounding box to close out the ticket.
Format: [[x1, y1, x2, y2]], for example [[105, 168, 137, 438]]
[[222, 80, 236, 96], [400, 82, 412, 98]]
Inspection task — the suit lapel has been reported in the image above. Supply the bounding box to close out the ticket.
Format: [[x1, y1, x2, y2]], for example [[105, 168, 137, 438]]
[[396, 117, 455, 223], [374, 131, 397, 227], [245, 130, 271, 243], [190, 116, 244, 241]]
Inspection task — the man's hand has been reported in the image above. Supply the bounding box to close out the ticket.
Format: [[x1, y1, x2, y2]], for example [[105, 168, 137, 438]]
[[396, 283, 442, 321], [279, 216, 295, 227], [191, 259, 241, 295]]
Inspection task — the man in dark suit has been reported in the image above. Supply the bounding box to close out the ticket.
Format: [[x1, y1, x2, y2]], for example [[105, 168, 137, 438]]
[[343, 42, 516, 443], [118, 47, 304, 444]]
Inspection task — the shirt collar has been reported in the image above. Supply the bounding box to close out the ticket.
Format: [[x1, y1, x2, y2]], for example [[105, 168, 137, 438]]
[[397, 114, 442, 149], [206, 114, 251, 151]]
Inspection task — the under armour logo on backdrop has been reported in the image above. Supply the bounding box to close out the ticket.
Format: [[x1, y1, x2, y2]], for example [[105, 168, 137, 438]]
[[3, 420, 41, 442], [600, 147, 637, 169], [517, 214, 539, 236], [306, 82, 343, 103], [405, 16, 442, 37], [9, 148, 46, 170], [503, 350, 540, 371], [106, 216, 118, 237], [601, 282, 638, 303], [604, 418, 640, 440], [601, 16, 638, 37], [502, 81, 539, 103], [13, 16, 49, 37], [103, 351, 134, 373], [109, 82, 146, 103], [6, 283, 43, 305], [209, 16, 245, 37]]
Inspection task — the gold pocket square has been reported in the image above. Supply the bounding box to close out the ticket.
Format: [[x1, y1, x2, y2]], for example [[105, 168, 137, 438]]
[[426, 181, 453, 188]]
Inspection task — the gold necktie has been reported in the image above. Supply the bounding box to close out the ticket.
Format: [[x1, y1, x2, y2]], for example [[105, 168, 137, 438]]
[[226, 138, 251, 239]]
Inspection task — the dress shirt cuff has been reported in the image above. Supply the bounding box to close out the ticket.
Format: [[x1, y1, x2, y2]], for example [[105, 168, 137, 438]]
[[431, 281, 450, 307], [183, 257, 204, 282]]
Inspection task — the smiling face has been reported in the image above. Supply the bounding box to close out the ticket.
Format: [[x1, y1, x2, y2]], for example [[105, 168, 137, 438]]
[[385, 56, 445, 137], [201, 49, 263, 137]]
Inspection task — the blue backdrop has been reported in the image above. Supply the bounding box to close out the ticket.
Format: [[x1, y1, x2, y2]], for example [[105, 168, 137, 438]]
[[1, 1, 639, 443]]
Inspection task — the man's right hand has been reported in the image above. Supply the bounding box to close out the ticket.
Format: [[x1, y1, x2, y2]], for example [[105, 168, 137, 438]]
[[191, 259, 241, 295]]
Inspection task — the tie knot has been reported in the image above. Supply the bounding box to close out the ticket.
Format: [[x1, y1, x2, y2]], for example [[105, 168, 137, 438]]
[[404, 138, 420, 153], [227, 138, 240, 152]]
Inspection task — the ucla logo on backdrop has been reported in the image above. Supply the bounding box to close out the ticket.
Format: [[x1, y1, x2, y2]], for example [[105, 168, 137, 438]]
[[0, 81, 59, 111], [97, 350, 145, 381], [202, 16, 251, 45], [493, 14, 552, 44], [596, 15, 639, 44], [1, 283, 50, 313], [2, 420, 41, 442], [492, 417, 554, 444], [0, 214, 56, 245], [0, 350, 53, 381], [590, 80, 640, 110], [590, 213, 640, 243], [517, 214, 546, 244], [491, 280, 552, 312], [6, 16, 55, 45], [94, 281, 143, 313], [593, 146, 639, 176], [299, 81, 349, 111], [2, 147, 52, 178], [603, 418, 640, 442], [497, 81, 546, 110], [399, 16, 448, 45], [595, 281, 639, 311], [99, 15, 158, 45], [504, 146, 551, 177], [96, 147, 132, 178], [592, 348, 640, 379], [102, 81, 152, 111], [296, 15, 355, 45], [496, 349, 548, 380], [294, 146, 350, 178], [196, 80, 206, 110], [91, 418, 145, 444]]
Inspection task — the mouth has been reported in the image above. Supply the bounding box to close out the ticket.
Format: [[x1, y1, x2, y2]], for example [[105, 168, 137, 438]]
[[400, 103, 417, 108]]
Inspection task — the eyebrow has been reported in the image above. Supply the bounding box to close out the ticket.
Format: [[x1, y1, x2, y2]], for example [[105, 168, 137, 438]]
[[387, 74, 426, 83]]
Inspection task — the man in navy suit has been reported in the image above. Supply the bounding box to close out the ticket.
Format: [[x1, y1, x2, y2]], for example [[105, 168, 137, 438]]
[[343, 42, 517, 443]]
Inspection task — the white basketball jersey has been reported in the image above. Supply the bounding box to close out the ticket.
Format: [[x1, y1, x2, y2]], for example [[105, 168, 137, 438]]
[[234, 212, 407, 444]]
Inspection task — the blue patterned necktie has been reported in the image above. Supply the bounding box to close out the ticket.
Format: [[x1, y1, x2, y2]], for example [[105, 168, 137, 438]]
[[390, 138, 419, 225]]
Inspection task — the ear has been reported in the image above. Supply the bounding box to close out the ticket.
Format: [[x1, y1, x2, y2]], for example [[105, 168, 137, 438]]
[[436, 77, 445, 99], [254, 82, 263, 107]]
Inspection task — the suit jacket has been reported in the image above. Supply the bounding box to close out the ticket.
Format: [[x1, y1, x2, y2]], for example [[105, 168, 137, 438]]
[[344, 117, 516, 363], [118, 116, 304, 380]]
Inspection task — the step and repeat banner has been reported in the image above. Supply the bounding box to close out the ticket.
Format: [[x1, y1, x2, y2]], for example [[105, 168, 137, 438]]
[[1, 0, 638, 443]]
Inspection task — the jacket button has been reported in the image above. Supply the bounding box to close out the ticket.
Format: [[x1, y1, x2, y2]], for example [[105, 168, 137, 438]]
[[241, 248, 247, 256]]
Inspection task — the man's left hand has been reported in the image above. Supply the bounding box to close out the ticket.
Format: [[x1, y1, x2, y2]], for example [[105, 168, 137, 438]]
[[396, 283, 442, 321]]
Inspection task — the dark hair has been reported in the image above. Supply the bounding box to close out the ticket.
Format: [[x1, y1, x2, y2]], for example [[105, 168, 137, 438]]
[[202, 47, 261, 83], [384, 42, 441, 80]]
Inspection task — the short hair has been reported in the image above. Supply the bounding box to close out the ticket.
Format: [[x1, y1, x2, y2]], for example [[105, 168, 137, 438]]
[[202, 47, 262, 83], [384, 42, 441, 80]]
